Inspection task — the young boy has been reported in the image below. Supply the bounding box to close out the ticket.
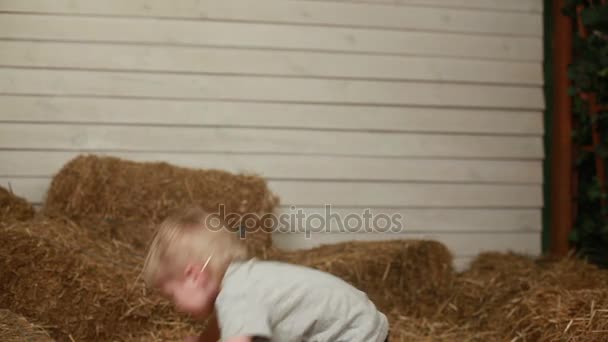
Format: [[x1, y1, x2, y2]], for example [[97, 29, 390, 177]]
[[142, 206, 389, 342]]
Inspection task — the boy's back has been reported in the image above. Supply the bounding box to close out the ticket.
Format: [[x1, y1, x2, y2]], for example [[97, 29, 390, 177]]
[[216, 259, 389, 342]]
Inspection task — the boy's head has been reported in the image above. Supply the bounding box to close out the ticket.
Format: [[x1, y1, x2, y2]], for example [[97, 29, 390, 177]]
[[142, 206, 248, 317]]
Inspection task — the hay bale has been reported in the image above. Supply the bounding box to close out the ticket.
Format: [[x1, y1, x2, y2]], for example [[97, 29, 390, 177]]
[[0, 186, 35, 222], [268, 239, 455, 315], [442, 252, 541, 322], [502, 288, 608, 341], [386, 309, 500, 342], [467, 251, 538, 277], [495, 256, 608, 341], [440, 252, 608, 341], [536, 254, 608, 290], [0, 309, 54, 342], [4, 219, 606, 342], [0, 218, 195, 341], [377, 252, 608, 341], [43, 155, 279, 255]]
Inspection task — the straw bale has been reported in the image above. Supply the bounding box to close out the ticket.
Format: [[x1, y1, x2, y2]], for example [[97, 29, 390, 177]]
[[443, 252, 541, 322], [43, 154, 279, 255], [372, 252, 608, 341], [0, 218, 196, 341], [496, 256, 608, 341], [439, 252, 608, 341], [467, 251, 538, 277], [0, 309, 54, 342], [536, 254, 608, 290], [501, 288, 608, 341], [3, 214, 607, 341], [268, 239, 455, 315], [0, 185, 35, 222], [386, 309, 501, 342]]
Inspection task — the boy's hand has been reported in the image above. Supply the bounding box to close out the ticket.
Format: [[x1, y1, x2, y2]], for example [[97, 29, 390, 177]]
[[200, 313, 221, 342], [225, 337, 253, 342], [184, 313, 221, 342]]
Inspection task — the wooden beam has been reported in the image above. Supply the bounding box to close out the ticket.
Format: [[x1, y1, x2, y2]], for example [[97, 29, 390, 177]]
[[550, 0, 573, 256]]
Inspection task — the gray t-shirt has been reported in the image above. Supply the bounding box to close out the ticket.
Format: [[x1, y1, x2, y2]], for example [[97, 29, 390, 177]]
[[215, 259, 389, 342]]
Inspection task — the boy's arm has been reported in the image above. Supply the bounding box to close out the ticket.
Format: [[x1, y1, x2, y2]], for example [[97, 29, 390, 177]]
[[215, 292, 272, 342], [183, 314, 221, 342], [190, 315, 268, 342], [225, 337, 252, 342], [226, 337, 269, 342]]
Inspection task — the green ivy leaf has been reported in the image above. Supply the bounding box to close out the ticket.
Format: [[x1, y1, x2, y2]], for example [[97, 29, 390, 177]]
[[598, 145, 608, 159], [581, 5, 608, 30], [586, 180, 604, 200], [576, 151, 592, 166], [599, 46, 608, 65], [568, 3, 608, 269], [568, 65, 579, 79], [569, 228, 580, 243]]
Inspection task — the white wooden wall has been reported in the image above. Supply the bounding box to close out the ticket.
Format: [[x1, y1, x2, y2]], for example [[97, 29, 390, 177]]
[[0, 0, 544, 269]]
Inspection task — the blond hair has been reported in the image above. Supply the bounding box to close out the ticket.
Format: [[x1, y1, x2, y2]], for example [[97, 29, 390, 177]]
[[142, 206, 249, 287]]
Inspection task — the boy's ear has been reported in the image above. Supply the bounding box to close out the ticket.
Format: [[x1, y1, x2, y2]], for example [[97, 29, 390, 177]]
[[184, 264, 193, 275], [183, 264, 198, 280], [184, 263, 206, 286]]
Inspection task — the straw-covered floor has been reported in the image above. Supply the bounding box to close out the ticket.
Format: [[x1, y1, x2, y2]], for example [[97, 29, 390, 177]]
[[0, 309, 54, 342], [1, 155, 607, 341]]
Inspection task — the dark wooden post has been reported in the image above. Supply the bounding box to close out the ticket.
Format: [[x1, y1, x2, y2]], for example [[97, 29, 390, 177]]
[[550, 0, 573, 256]]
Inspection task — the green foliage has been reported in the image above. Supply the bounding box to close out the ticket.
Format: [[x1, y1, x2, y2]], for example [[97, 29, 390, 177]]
[[581, 5, 608, 31], [565, 2, 608, 267], [561, 0, 585, 17]]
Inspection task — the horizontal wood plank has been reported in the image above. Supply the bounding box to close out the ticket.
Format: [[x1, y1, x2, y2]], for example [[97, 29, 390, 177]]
[[0, 178, 49, 204], [0, 151, 542, 183], [268, 180, 542, 207], [0, 124, 544, 158], [273, 207, 541, 232], [0, 177, 542, 208], [0, 0, 545, 265], [0, 14, 543, 61], [310, 0, 543, 13], [272, 231, 542, 256], [0, 96, 544, 134], [0, 69, 545, 109], [0, 0, 542, 36], [0, 41, 543, 85], [16, 200, 541, 234]]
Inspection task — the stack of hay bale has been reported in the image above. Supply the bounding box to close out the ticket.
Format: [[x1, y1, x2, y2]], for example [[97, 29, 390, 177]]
[[1, 154, 608, 341], [0, 155, 278, 340], [444, 252, 608, 341], [0, 208, 199, 340]]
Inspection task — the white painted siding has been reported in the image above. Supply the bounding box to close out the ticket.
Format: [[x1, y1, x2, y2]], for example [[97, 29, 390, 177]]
[[0, 0, 544, 270]]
